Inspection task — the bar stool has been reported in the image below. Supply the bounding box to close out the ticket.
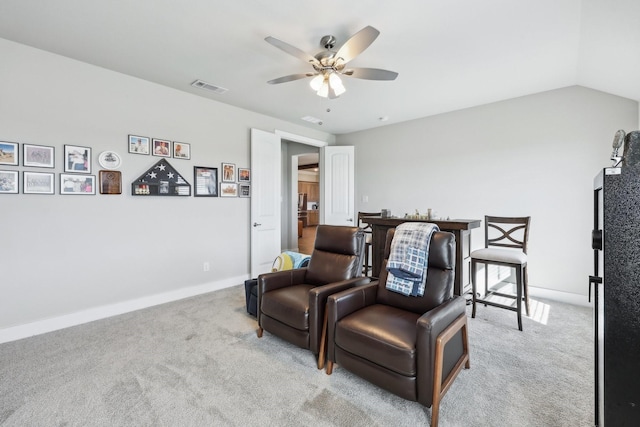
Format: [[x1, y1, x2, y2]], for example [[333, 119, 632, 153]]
[[358, 211, 381, 276], [471, 216, 531, 331]]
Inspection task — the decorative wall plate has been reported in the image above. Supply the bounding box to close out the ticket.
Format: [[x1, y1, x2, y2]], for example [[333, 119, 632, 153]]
[[98, 151, 122, 170]]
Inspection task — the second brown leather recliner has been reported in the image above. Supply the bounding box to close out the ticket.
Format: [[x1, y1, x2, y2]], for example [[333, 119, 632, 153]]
[[325, 228, 470, 427], [257, 225, 369, 369]]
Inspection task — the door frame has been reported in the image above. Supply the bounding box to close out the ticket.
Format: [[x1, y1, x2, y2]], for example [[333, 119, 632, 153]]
[[277, 131, 328, 251]]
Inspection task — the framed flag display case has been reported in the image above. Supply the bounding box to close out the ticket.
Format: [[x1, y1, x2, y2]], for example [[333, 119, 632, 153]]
[[132, 159, 191, 196]]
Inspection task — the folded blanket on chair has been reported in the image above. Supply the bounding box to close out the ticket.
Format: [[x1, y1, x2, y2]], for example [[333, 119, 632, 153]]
[[272, 251, 311, 271], [386, 222, 439, 296]]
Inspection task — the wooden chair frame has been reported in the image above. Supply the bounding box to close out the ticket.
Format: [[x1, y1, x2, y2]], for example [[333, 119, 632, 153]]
[[471, 216, 531, 331]]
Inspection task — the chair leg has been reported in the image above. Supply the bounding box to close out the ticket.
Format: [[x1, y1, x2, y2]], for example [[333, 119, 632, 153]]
[[325, 360, 333, 375], [516, 267, 523, 331], [363, 243, 371, 276], [471, 260, 477, 318], [523, 265, 530, 316], [483, 262, 488, 306], [257, 327, 263, 338], [317, 309, 328, 370]]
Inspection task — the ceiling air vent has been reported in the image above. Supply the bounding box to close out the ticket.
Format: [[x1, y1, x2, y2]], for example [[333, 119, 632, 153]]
[[191, 79, 228, 94], [301, 116, 323, 125]]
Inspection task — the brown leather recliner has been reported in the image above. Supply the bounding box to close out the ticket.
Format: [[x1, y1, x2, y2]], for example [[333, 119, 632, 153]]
[[257, 225, 369, 369], [325, 229, 470, 427]]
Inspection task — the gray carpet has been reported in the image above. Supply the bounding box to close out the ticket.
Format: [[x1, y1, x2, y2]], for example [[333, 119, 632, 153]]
[[0, 285, 593, 426]]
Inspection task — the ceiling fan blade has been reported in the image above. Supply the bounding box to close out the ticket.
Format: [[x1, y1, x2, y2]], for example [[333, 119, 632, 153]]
[[267, 73, 315, 84], [265, 36, 320, 66], [343, 68, 398, 81], [335, 26, 380, 64]]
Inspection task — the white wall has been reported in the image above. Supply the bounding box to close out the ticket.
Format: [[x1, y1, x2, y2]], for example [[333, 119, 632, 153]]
[[338, 86, 638, 298], [0, 38, 333, 338]]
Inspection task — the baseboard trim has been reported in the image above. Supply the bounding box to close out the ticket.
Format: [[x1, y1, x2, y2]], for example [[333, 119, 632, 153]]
[[0, 275, 249, 344], [528, 286, 591, 307]]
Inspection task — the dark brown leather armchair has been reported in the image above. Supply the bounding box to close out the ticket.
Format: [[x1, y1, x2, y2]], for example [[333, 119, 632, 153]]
[[325, 229, 470, 427], [257, 225, 369, 369]]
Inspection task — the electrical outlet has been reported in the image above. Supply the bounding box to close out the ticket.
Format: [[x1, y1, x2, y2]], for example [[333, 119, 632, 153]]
[[203, 262, 210, 272]]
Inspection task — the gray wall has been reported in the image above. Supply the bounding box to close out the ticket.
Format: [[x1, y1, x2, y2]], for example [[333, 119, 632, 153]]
[[337, 86, 639, 298], [3, 34, 638, 336], [0, 39, 332, 333]]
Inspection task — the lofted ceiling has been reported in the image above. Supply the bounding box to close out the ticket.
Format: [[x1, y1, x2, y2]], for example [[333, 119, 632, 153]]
[[0, 0, 638, 135]]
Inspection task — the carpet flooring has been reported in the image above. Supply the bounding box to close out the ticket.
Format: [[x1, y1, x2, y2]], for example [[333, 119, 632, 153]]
[[0, 285, 593, 426]]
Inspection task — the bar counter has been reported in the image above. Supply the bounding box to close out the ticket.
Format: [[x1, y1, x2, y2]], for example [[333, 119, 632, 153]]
[[361, 216, 481, 296]]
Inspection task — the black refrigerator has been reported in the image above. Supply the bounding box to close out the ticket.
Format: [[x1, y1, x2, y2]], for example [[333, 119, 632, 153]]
[[590, 131, 640, 426]]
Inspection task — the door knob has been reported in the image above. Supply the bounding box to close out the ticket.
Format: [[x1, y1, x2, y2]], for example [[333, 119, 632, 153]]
[[253, 222, 262, 227], [347, 218, 353, 222]]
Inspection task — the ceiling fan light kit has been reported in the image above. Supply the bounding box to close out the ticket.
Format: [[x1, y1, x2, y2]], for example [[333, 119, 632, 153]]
[[309, 73, 345, 98], [266, 26, 398, 99]]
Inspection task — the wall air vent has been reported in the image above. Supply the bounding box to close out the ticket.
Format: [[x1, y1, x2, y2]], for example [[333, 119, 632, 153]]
[[191, 79, 228, 94]]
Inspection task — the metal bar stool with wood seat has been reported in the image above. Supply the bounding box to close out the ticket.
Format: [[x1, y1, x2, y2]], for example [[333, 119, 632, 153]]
[[471, 216, 531, 331], [358, 211, 381, 276]]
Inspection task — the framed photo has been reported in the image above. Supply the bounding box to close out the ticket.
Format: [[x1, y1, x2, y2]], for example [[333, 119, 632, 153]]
[[0, 170, 19, 194], [0, 141, 18, 166], [221, 162, 236, 182], [220, 182, 238, 197], [194, 166, 218, 197], [23, 144, 55, 168], [152, 138, 171, 157], [99, 170, 122, 194], [173, 142, 191, 160], [238, 168, 251, 182], [128, 135, 150, 155], [23, 171, 54, 194], [60, 174, 95, 195], [64, 145, 91, 173], [239, 183, 251, 198]]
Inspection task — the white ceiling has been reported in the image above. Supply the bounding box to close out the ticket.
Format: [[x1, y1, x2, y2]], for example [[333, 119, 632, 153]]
[[0, 0, 638, 135]]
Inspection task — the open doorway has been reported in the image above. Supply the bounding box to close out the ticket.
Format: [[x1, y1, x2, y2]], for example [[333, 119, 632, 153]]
[[297, 153, 319, 254]]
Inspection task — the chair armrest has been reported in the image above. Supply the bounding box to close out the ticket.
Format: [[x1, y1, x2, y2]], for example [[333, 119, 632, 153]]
[[258, 268, 308, 294], [415, 296, 467, 406], [308, 276, 372, 354], [325, 282, 379, 362], [257, 268, 308, 321]]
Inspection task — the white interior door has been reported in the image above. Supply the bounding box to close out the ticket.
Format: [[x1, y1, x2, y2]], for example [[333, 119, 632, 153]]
[[250, 129, 281, 277], [320, 146, 355, 226]]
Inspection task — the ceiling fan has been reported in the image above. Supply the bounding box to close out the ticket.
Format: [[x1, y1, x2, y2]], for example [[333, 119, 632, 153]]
[[265, 26, 398, 99]]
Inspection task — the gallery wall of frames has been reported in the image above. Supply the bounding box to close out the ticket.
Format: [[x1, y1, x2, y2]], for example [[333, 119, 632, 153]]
[[0, 135, 251, 198]]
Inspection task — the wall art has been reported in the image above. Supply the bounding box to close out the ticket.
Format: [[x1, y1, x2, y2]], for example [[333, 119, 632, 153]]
[[0, 141, 18, 166], [194, 166, 218, 197], [222, 162, 236, 182], [173, 142, 190, 160], [99, 170, 122, 194], [239, 183, 251, 198], [238, 168, 250, 182], [152, 138, 171, 157], [60, 173, 95, 195], [220, 182, 237, 197], [128, 135, 150, 155], [64, 145, 91, 173], [98, 151, 122, 170], [23, 171, 54, 194], [0, 170, 18, 193], [23, 144, 54, 168], [132, 158, 191, 196]]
